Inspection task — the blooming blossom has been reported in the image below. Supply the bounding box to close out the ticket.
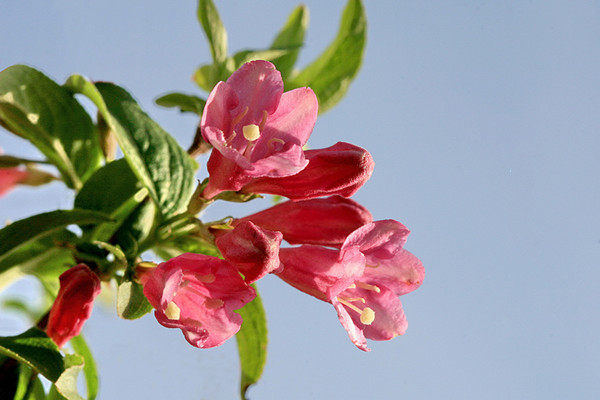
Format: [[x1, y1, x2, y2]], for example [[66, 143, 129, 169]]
[[0, 167, 28, 198], [201, 60, 318, 198], [141, 253, 255, 348], [277, 220, 424, 351], [46, 264, 101, 348]]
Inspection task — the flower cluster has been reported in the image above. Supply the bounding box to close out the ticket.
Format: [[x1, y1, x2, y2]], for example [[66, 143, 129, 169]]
[[141, 61, 424, 351]]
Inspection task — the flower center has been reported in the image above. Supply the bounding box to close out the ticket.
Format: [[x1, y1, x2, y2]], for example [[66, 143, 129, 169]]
[[337, 281, 381, 325], [242, 124, 260, 141], [165, 301, 181, 320]]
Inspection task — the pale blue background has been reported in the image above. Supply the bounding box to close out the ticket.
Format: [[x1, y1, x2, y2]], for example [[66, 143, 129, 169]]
[[1, 1, 599, 399]]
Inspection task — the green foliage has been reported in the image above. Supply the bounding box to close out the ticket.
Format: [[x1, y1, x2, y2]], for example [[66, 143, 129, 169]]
[[0, 66, 102, 189], [270, 5, 309, 80], [0, 328, 64, 383], [65, 76, 196, 220], [68, 335, 98, 400], [117, 279, 153, 320], [0, 0, 369, 397], [155, 93, 206, 115], [236, 287, 268, 400], [75, 159, 149, 242], [0, 210, 111, 268], [288, 0, 366, 113]]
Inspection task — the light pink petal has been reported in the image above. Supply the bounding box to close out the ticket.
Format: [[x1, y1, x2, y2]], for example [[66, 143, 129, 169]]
[[360, 286, 408, 341], [245, 141, 307, 177], [332, 298, 369, 352], [363, 248, 425, 296], [201, 81, 239, 138], [256, 87, 317, 148], [277, 245, 365, 301], [343, 219, 410, 260], [226, 60, 283, 124], [203, 150, 252, 198]]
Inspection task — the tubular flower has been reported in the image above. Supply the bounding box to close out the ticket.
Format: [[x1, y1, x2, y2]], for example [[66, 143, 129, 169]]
[[0, 167, 28, 198], [236, 196, 372, 248], [201, 60, 318, 199], [240, 142, 374, 200], [277, 220, 424, 351], [141, 253, 255, 348], [215, 220, 283, 284], [46, 264, 101, 348]]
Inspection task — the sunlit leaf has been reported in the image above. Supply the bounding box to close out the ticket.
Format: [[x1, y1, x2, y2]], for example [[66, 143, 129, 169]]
[[0, 65, 102, 188], [270, 5, 309, 80], [69, 335, 98, 400], [197, 0, 228, 64], [65, 75, 196, 219], [117, 279, 153, 320], [0, 328, 64, 383], [236, 287, 268, 400], [0, 209, 111, 267], [288, 0, 366, 113], [155, 92, 206, 115]]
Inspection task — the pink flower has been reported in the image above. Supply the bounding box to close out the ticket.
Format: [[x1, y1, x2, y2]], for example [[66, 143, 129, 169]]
[[201, 60, 318, 199], [46, 264, 101, 348], [0, 168, 28, 198], [236, 196, 372, 248], [240, 142, 374, 200], [277, 220, 424, 351], [214, 220, 283, 284], [141, 253, 255, 348]]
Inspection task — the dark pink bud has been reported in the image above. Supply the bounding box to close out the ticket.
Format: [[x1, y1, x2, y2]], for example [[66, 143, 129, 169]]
[[236, 196, 372, 248], [46, 264, 101, 348], [240, 142, 374, 200], [215, 221, 283, 283]]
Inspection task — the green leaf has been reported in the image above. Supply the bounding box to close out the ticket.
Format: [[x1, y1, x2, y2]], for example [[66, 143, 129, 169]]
[[0, 65, 102, 188], [153, 234, 220, 260], [0, 328, 64, 383], [0, 155, 47, 168], [116, 279, 153, 320], [0, 229, 76, 293], [155, 92, 206, 115], [192, 64, 217, 92], [288, 0, 366, 113], [74, 159, 149, 241], [270, 5, 309, 80], [69, 335, 98, 400], [53, 354, 85, 400], [0, 210, 111, 267], [65, 75, 196, 219], [112, 199, 157, 258], [197, 0, 228, 64], [26, 377, 47, 400], [236, 287, 268, 400]]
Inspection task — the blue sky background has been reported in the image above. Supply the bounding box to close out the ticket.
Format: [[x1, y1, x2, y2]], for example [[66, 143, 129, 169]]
[[1, 1, 600, 399]]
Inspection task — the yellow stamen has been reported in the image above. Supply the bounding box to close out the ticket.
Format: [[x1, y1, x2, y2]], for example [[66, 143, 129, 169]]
[[230, 106, 249, 128], [355, 282, 381, 293], [165, 301, 181, 320], [338, 298, 376, 325], [258, 110, 268, 131], [360, 307, 375, 325], [243, 124, 261, 141]]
